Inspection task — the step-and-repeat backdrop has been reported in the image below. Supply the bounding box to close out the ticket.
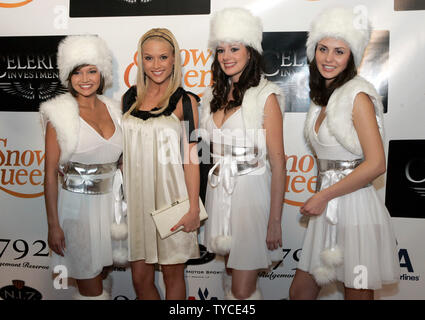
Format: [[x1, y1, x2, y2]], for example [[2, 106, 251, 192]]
[[1, 0, 424, 300]]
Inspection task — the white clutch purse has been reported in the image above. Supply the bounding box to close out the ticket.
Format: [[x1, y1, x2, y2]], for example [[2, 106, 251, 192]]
[[151, 197, 208, 239]]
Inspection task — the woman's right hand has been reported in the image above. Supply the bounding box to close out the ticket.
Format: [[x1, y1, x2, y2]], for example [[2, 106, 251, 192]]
[[48, 226, 66, 256]]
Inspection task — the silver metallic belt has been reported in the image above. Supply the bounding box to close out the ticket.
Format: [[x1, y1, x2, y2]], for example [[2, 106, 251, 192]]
[[210, 142, 262, 176], [60, 161, 118, 195], [316, 158, 371, 191]]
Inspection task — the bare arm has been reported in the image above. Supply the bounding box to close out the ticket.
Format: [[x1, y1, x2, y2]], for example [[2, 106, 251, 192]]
[[300, 92, 385, 216], [44, 122, 65, 256], [171, 94, 201, 233], [263, 94, 286, 250]]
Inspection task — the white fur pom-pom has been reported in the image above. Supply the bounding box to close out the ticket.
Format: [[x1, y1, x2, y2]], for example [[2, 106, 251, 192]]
[[110, 222, 128, 240], [112, 247, 128, 265], [320, 246, 343, 267], [211, 236, 232, 256], [312, 265, 336, 286]]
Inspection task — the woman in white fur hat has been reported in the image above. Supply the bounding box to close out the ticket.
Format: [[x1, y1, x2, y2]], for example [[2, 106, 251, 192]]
[[122, 28, 201, 300], [40, 35, 125, 299], [289, 7, 399, 300], [200, 7, 286, 300]]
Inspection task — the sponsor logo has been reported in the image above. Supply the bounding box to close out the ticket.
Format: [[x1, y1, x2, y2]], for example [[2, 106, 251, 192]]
[[118, 0, 153, 3], [399, 248, 420, 281], [259, 248, 302, 280], [263, 32, 310, 113], [0, 0, 32, 8], [188, 287, 218, 300], [70, 0, 210, 17], [0, 36, 67, 112], [385, 140, 425, 218], [0, 280, 42, 300], [0, 138, 45, 198], [124, 48, 212, 98], [284, 154, 316, 206]]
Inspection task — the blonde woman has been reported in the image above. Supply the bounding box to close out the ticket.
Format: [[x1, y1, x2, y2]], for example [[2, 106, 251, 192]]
[[122, 28, 200, 300]]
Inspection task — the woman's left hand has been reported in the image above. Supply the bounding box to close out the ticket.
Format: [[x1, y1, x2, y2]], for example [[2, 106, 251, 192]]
[[170, 207, 200, 233], [300, 192, 328, 217], [266, 221, 282, 250]]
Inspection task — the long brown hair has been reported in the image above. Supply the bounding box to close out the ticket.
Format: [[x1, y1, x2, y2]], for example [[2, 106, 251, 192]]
[[210, 46, 262, 113]]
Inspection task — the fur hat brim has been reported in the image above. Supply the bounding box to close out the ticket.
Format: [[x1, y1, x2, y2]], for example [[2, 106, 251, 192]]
[[306, 7, 371, 67], [57, 35, 113, 88], [208, 7, 263, 53]]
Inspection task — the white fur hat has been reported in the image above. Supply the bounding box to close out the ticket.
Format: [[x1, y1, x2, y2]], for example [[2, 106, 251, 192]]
[[208, 7, 263, 53], [306, 7, 371, 67], [57, 35, 113, 88]]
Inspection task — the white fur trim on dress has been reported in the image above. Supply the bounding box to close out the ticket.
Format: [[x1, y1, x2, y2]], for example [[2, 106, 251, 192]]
[[74, 290, 110, 300], [39, 93, 122, 164], [211, 235, 232, 256], [208, 7, 263, 53], [57, 35, 113, 88], [199, 77, 285, 134], [304, 76, 384, 156], [306, 7, 371, 67]]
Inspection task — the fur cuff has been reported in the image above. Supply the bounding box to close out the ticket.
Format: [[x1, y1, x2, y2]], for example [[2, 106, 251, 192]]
[[74, 290, 110, 300]]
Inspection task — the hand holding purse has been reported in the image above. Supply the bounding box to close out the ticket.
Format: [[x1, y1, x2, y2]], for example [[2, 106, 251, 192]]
[[151, 197, 208, 239]]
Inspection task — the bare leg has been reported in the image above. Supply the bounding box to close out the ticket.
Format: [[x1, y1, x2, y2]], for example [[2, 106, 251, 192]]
[[162, 263, 186, 300], [130, 260, 160, 300], [76, 273, 103, 296], [224, 255, 261, 299], [289, 269, 321, 300], [344, 287, 374, 300], [230, 269, 260, 299]]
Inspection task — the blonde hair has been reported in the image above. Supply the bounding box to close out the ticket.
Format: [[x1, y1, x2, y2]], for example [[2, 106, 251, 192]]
[[125, 28, 182, 116]]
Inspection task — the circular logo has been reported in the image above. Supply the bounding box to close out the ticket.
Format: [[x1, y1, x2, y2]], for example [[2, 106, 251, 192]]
[[0, 280, 42, 300], [0, 1, 33, 8], [405, 158, 425, 184]]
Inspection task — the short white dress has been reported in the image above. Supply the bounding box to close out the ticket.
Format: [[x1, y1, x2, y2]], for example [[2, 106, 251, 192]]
[[204, 108, 273, 270], [297, 111, 400, 289], [51, 105, 123, 280], [122, 87, 200, 265]]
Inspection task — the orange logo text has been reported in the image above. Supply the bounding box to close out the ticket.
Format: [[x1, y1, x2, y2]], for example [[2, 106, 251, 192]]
[[284, 154, 317, 206], [0, 138, 44, 198], [0, 0, 32, 8]]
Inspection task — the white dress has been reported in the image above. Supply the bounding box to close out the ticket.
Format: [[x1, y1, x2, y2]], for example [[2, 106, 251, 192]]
[[204, 108, 273, 270], [51, 105, 123, 280], [122, 87, 200, 265], [297, 111, 400, 289]]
